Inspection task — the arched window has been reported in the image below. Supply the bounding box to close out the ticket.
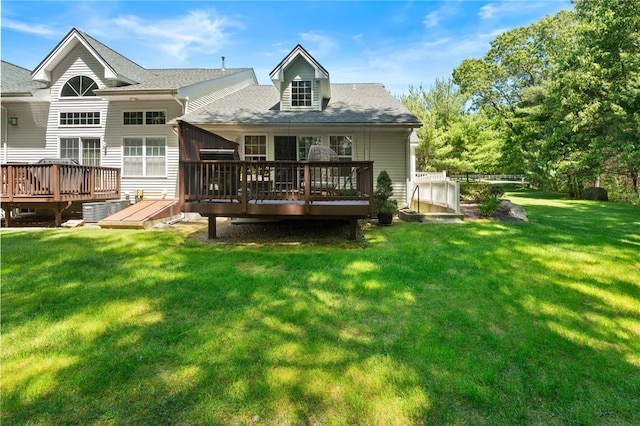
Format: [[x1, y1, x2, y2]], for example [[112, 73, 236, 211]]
[[61, 76, 98, 97]]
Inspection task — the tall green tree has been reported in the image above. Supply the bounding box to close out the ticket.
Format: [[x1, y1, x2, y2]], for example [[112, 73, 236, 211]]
[[453, 11, 576, 181], [401, 78, 502, 174], [551, 0, 640, 193]]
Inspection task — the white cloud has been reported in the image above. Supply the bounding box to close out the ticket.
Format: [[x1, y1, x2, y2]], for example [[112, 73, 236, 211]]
[[423, 12, 439, 28], [103, 10, 244, 63], [1, 19, 57, 37], [478, 1, 555, 20], [298, 31, 337, 56], [478, 3, 499, 19]]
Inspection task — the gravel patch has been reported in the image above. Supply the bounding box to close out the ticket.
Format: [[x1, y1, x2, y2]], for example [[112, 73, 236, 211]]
[[187, 218, 371, 246]]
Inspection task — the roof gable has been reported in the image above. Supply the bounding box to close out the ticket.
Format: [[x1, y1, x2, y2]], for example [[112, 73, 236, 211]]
[[269, 44, 331, 100], [31, 28, 149, 84]]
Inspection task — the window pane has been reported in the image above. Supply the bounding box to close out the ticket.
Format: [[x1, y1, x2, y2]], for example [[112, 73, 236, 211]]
[[61, 76, 97, 97], [123, 112, 143, 125], [123, 138, 143, 175], [124, 138, 143, 156], [244, 135, 266, 161], [60, 111, 100, 125], [298, 136, 321, 160], [146, 157, 166, 176], [82, 138, 101, 166], [146, 111, 166, 125], [145, 138, 166, 175], [291, 80, 312, 107], [330, 136, 353, 158], [60, 138, 80, 162], [146, 138, 165, 156], [124, 157, 143, 176]]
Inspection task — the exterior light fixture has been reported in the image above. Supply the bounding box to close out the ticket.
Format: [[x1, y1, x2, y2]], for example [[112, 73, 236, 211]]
[[8, 117, 18, 125]]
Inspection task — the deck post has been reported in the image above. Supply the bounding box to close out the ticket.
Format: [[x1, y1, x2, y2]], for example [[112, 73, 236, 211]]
[[6, 166, 15, 200], [241, 163, 248, 213], [52, 165, 60, 202], [53, 201, 72, 227], [349, 218, 357, 240], [304, 163, 311, 214], [2, 205, 11, 227], [208, 215, 217, 239]]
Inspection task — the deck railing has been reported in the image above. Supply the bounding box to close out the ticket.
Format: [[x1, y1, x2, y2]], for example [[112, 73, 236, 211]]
[[1, 163, 121, 201], [411, 178, 460, 214], [414, 171, 448, 182], [182, 160, 374, 207]]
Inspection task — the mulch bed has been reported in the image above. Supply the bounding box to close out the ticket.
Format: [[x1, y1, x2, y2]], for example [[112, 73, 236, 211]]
[[459, 200, 524, 222]]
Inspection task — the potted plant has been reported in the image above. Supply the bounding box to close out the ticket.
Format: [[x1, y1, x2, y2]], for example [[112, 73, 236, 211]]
[[374, 170, 398, 225]]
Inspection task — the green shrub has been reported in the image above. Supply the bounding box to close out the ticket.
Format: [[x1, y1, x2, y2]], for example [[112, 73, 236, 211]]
[[336, 189, 357, 197], [478, 194, 501, 217], [460, 183, 505, 202], [602, 176, 640, 205], [374, 170, 398, 215]]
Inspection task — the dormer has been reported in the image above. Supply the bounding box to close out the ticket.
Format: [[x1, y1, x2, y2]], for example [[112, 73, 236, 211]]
[[269, 45, 330, 111]]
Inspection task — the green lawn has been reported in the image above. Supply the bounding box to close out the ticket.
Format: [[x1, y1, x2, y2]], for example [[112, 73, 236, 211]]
[[2, 191, 639, 425]]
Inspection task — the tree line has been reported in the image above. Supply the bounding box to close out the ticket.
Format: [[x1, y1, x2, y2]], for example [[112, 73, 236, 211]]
[[402, 0, 639, 203]]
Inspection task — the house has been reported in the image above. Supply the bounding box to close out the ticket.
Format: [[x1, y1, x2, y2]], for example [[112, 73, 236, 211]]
[[1, 28, 257, 200], [2, 28, 423, 233]]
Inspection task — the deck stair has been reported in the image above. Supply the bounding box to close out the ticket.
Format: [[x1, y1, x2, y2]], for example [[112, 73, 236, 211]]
[[398, 208, 463, 223], [98, 199, 182, 229]]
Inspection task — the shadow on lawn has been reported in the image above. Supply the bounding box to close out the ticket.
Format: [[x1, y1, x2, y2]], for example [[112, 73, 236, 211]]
[[2, 195, 639, 424]]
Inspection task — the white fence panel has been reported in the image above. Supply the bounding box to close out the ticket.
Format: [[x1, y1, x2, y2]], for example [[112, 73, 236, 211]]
[[411, 175, 460, 214]]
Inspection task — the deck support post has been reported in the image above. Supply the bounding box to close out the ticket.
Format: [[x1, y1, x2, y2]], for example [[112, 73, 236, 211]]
[[349, 218, 357, 240], [53, 201, 73, 227], [208, 215, 217, 239], [2, 205, 11, 228]]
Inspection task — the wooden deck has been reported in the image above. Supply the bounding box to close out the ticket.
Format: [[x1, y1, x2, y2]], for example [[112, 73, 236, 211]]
[[1, 163, 121, 227], [180, 160, 374, 239]]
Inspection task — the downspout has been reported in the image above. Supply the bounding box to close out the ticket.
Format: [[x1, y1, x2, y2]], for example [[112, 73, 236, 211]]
[[173, 92, 188, 115], [172, 95, 188, 202], [407, 128, 419, 206], [1, 106, 8, 163]]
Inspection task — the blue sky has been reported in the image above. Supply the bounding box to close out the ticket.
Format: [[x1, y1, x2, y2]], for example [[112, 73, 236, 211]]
[[1, 0, 571, 96]]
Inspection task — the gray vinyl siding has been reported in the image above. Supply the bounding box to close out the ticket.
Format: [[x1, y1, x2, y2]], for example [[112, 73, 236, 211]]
[[105, 100, 183, 199], [2, 43, 183, 198], [366, 128, 409, 205], [47, 43, 109, 166], [1, 101, 51, 163], [196, 123, 410, 203], [281, 57, 321, 111], [184, 70, 257, 113]]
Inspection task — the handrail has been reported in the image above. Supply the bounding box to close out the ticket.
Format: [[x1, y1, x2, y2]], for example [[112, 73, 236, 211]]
[[410, 178, 461, 214], [180, 159, 374, 207], [411, 184, 421, 213]]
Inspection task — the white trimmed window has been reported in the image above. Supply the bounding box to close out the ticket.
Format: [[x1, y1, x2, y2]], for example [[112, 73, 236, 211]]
[[60, 137, 101, 166], [123, 111, 166, 125], [123, 137, 166, 176], [291, 80, 312, 107], [298, 136, 322, 160], [61, 76, 98, 97], [60, 111, 100, 126], [330, 136, 353, 160], [244, 135, 267, 161]]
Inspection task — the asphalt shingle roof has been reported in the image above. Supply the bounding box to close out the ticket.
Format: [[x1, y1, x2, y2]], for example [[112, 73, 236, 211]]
[[1, 61, 47, 94], [178, 83, 421, 125], [78, 30, 151, 83], [94, 68, 252, 92]]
